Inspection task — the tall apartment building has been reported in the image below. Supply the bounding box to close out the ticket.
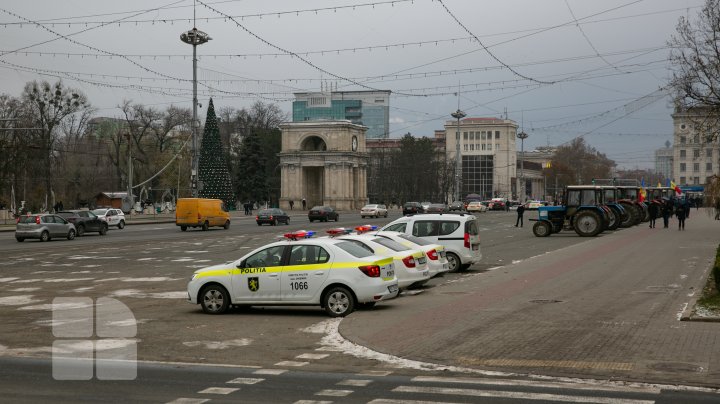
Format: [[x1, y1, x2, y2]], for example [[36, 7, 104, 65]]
[[444, 117, 519, 199], [672, 107, 719, 187], [292, 90, 391, 139], [654, 142, 673, 182]]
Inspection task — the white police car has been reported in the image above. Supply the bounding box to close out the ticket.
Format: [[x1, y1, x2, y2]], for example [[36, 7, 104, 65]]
[[187, 230, 399, 317], [327, 226, 432, 289], [373, 231, 450, 277]]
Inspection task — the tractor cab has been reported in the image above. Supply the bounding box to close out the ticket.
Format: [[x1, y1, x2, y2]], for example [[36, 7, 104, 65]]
[[532, 185, 609, 237], [597, 186, 629, 229]]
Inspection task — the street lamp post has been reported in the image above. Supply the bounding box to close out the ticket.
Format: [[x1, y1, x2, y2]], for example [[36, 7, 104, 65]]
[[180, 26, 211, 197], [451, 109, 466, 202], [517, 131, 528, 202]]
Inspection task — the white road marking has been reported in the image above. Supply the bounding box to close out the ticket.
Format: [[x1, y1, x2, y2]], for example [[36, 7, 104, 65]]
[[165, 398, 210, 404], [253, 369, 288, 375], [296, 353, 329, 360], [19, 301, 94, 311], [368, 400, 462, 404], [182, 339, 252, 350], [356, 370, 393, 377], [198, 387, 239, 394], [315, 389, 353, 397], [274, 360, 309, 367], [8, 287, 40, 292], [337, 379, 372, 387], [226, 377, 264, 384], [677, 303, 688, 320], [411, 376, 662, 394], [0, 278, 20, 283], [392, 386, 655, 403], [0, 296, 39, 306], [293, 401, 333, 404]]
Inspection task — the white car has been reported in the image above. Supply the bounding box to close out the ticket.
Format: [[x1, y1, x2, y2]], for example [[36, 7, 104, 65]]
[[374, 231, 450, 277], [331, 228, 431, 289], [188, 230, 399, 317], [92, 208, 126, 229], [360, 204, 388, 218], [466, 201, 487, 213], [380, 213, 481, 272]]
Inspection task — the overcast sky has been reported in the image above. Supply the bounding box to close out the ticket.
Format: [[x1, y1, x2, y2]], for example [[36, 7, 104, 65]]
[[0, 0, 705, 169]]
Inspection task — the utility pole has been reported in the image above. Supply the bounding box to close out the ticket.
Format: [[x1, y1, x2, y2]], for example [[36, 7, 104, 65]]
[[451, 108, 466, 202], [126, 133, 133, 211], [180, 4, 211, 197], [517, 130, 528, 202]]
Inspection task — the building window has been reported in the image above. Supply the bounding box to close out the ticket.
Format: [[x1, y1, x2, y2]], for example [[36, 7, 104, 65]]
[[693, 135, 700, 143], [707, 149, 713, 158], [680, 176, 686, 184], [495, 144, 500, 150], [680, 149, 686, 158], [693, 149, 700, 158], [680, 163, 686, 172], [470, 144, 475, 151], [464, 144, 468, 151], [680, 136, 686, 144], [470, 132, 475, 141], [693, 162, 699, 171], [694, 177, 700, 184], [707, 162, 712, 171], [481, 144, 485, 150], [481, 131, 486, 140], [463, 132, 468, 140], [495, 131, 500, 139]]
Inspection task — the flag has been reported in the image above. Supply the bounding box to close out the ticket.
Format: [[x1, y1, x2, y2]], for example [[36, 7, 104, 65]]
[[638, 178, 646, 203], [670, 180, 681, 195], [657, 182, 662, 187]]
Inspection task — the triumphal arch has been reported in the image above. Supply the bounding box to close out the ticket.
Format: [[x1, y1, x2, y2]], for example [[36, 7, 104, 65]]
[[278, 121, 368, 211]]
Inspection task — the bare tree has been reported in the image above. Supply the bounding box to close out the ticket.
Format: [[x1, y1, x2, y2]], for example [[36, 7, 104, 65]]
[[668, 0, 720, 140], [21, 80, 90, 207]]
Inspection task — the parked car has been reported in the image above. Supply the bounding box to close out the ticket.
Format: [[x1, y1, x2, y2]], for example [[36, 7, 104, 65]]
[[256, 208, 289, 226], [15, 214, 76, 242], [425, 203, 448, 213], [420, 201, 432, 212], [308, 206, 339, 222], [381, 213, 481, 272], [360, 204, 388, 218], [489, 198, 508, 211], [403, 202, 422, 215], [56, 210, 108, 236], [374, 231, 450, 277], [92, 208, 126, 229], [524, 200, 548, 210], [448, 201, 464, 211], [466, 201, 487, 213]]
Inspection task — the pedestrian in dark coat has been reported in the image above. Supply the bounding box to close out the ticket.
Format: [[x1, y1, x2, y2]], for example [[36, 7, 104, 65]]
[[661, 200, 671, 228], [515, 204, 526, 227], [676, 203, 687, 230], [648, 200, 659, 228]]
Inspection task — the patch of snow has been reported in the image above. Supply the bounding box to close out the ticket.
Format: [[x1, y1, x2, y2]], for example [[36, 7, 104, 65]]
[[0, 295, 40, 306], [183, 339, 252, 350]]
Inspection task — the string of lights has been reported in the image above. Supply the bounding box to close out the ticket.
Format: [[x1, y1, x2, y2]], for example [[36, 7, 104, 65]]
[[0, 0, 418, 27], [195, 0, 426, 97]]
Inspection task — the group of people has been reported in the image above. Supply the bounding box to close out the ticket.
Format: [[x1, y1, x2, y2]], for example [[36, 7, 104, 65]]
[[648, 198, 691, 230]]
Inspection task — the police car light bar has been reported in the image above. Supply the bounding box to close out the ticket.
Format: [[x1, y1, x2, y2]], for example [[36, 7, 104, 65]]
[[326, 228, 353, 236], [284, 230, 315, 240], [355, 225, 378, 234]]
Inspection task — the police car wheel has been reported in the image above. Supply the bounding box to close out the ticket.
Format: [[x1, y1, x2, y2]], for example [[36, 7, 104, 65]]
[[200, 284, 230, 314], [324, 286, 355, 317]]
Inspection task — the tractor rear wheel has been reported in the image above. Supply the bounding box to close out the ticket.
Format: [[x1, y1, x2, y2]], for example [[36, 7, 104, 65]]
[[618, 202, 637, 227], [574, 210, 603, 237], [605, 208, 619, 231]]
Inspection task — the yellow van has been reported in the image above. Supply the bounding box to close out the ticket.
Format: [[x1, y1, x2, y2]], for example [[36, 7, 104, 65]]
[[175, 198, 230, 231]]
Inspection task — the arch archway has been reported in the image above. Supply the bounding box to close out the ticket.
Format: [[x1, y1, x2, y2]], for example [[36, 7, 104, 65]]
[[300, 136, 327, 151]]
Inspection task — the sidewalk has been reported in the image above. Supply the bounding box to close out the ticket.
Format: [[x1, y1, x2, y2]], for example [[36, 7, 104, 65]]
[[341, 210, 720, 388]]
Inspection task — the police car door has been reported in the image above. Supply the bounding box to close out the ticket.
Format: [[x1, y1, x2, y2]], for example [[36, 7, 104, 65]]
[[233, 245, 285, 302], [282, 244, 331, 302]]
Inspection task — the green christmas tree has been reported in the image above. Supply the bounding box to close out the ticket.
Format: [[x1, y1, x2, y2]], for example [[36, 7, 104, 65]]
[[198, 98, 235, 209]]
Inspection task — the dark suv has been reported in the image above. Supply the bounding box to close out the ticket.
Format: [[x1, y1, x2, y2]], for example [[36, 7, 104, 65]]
[[403, 202, 422, 215], [57, 210, 108, 236]]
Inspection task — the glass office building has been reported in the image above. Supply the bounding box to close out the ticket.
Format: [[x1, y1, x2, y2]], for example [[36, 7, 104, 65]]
[[292, 90, 391, 139]]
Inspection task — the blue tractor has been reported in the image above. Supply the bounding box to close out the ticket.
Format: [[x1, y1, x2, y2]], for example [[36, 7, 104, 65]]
[[532, 185, 611, 237]]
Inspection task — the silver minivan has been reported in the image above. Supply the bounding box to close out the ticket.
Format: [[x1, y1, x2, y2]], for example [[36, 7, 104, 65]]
[[380, 213, 481, 271], [15, 214, 76, 242]]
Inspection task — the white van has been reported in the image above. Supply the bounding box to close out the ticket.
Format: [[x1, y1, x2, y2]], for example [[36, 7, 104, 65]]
[[380, 213, 481, 271]]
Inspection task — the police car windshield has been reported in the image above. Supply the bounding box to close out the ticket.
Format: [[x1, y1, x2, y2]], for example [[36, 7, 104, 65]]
[[335, 241, 374, 258], [370, 238, 407, 252], [396, 233, 432, 246]]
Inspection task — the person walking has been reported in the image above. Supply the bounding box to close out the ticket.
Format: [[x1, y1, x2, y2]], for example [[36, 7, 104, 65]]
[[301, 198, 306, 210], [661, 199, 671, 228], [676, 202, 687, 231], [289, 200, 294, 210], [515, 203, 525, 227], [714, 199, 720, 220], [648, 200, 659, 228]]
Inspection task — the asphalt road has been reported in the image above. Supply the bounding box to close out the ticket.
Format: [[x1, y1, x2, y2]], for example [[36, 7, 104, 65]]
[[1, 209, 719, 402]]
